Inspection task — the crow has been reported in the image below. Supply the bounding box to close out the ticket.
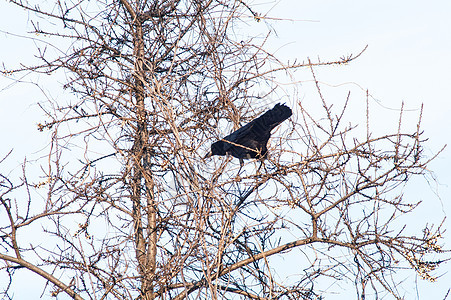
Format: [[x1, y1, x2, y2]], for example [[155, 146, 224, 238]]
[[206, 103, 292, 164]]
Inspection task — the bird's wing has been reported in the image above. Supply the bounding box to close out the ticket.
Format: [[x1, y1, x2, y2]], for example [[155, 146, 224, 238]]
[[221, 120, 255, 150], [215, 103, 292, 153]]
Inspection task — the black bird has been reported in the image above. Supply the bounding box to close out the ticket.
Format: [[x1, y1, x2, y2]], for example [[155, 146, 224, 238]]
[[206, 103, 292, 163]]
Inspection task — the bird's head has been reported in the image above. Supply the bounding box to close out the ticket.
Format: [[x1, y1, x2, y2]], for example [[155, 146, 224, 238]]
[[204, 141, 225, 159], [210, 141, 226, 156]]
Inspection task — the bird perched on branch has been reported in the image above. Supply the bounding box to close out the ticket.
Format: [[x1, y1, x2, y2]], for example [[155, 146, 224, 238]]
[[205, 103, 292, 164]]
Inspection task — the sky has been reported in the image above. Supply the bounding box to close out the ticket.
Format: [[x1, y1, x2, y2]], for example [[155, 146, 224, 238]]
[[259, 1, 451, 298], [1, 0, 450, 299]]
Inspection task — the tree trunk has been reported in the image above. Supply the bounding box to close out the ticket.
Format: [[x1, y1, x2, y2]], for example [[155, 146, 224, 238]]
[[131, 14, 157, 300]]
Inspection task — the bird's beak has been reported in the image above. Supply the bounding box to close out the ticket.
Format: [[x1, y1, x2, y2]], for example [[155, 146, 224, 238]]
[[203, 151, 212, 159]]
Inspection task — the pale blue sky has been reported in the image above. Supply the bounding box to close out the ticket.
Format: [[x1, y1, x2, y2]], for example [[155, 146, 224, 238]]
[[1, 0, 450, 299], [261, 1, 451, 298]]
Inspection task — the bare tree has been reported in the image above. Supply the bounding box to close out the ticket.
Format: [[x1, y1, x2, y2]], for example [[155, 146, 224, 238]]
[[0, 0, 447, 299]]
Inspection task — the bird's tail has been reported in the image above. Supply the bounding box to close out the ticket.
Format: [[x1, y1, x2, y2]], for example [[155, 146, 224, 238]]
[[259, 103, 292, 130]]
